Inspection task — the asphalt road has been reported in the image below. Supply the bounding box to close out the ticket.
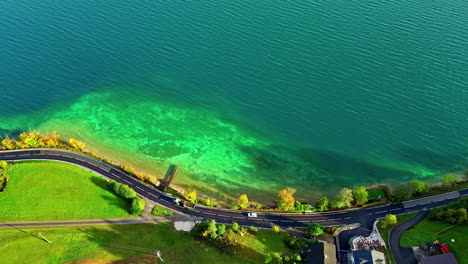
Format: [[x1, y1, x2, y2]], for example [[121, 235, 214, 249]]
[[389, 211, 429, 264], [1, 148, 467, 230]]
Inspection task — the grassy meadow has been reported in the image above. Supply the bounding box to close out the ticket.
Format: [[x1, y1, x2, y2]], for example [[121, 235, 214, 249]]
[[0, 223, 294, 264], [400, 219, 467, 264], [0, 161, 132, 221]]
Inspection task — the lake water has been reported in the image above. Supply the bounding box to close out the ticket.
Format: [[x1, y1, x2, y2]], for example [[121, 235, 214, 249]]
[[1, 0, 467, 202]]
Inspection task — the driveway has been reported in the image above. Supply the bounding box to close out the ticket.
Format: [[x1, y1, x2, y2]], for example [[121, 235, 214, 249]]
[[389, 210, 429, 264]]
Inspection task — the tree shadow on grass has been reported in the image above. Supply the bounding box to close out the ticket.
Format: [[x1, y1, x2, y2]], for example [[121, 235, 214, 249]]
[[74, 223, 252, 264], [88, 176, 132, 215]]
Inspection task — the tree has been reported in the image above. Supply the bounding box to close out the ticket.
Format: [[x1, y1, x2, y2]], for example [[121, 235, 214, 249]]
[[117, 184, 137, 199], [0, 160, 8, 169], [238, 194, 249, 209], [306, 223, 324, 236], [264, 252, 273, 264], [453, 208, 467, 224], [442, 174, 457, 187], [18, 131, 41, 148], [206, 220, 218, 239], [330, 200, 344, 209], [272, 225, 281, 233], [40, 132, 61, 147], [393, 184, 414, 202], [381, 214, 397, 228], [69, 138, 86, 151], [315, 197, 329, 211], [410, 179, 430, 194], [217, 224, 226, 237], [184, 188, 197, 203], [130, 198, 145, 215], [353, 186, 369, 205], [231, 222, 240, 232], [277, 187, 296, 211], [336, 188, 354, 207], [1, 139, 17, 150]]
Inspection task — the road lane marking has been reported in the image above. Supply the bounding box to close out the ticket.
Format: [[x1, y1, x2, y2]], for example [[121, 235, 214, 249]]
[[203, 212, 216, 216], [368, 213, 373, 215], [297, 220, 311, 223], [18, 154, 30, 156], [218, 214, 230, 217], [135, 186, 144, 191], [121, 179, 132, 185], [146, 192, 158, 198], [344, 217, 352, 219], [375, 211, 387, 214], [232, 216, 244, 219], [389, 208, 400, 211], [111, 173, 121, 179], [3, 155, 15, 157]]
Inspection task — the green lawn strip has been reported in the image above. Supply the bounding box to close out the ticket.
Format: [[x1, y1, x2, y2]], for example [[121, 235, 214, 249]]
[[0, 161, 132, 221], [151, 205, 174, 216], [377, 213, 417, 264], [0, 223, 257, 264]]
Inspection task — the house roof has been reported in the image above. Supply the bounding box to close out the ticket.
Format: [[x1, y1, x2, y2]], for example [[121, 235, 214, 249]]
[[352, 250, 385, 264], [307, 241, 337, 264], [421, 253, 458, 264]]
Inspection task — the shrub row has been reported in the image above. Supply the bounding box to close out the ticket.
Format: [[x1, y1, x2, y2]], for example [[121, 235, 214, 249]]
[[107, 180, 145, 215]]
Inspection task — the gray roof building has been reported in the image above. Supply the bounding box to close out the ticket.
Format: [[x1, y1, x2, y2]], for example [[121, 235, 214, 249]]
[[420, 253, 458, 264], [348, 250, 385, 264], [307, 241, 337, 264]]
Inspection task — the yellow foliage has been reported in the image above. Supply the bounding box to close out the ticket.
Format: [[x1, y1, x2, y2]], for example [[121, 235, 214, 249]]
[[184, 188, 197, 203], [238, 194, 249, 209], [18, 131, 41, 147], [69, 138, 86, 151], [1, 139, 17, 150], [277, 187, 296, 210]]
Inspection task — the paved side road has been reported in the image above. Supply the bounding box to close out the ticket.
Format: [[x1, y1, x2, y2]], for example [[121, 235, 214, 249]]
[[0, 216, 173, 229], [389, 210, 429, 264]]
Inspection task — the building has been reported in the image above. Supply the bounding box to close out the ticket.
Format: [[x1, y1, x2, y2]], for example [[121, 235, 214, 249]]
[[307, 241, 337, 264], [420, 253, 458, 264], [347, 249, 385, 264]]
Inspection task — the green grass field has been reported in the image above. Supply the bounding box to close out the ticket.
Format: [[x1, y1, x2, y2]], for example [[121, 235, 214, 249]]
[[400, 219, 467, 264], [0, 161, 132, 221], [0, 223, 293, 264], [230, 229, 294, 263], [151, 205, 174, 216]]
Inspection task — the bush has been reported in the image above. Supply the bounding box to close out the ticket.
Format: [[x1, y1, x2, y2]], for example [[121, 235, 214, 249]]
[[0, 160, 8, 169], [306, 223, 324, 236], [122, 165, 134, 175], [249, 226, 259, 233], [272, 225, 281, 233], [130, 197, 145, 215], [117, 183, 137, 199], [151, 205, 174, 216]]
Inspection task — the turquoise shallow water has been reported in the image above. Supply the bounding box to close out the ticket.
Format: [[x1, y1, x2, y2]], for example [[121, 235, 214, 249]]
[[1, 0, 467, 201]]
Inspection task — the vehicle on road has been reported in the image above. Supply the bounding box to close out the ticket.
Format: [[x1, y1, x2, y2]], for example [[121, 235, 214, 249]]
[[247, 212, 257, 217], [173, 198, 195, 210]]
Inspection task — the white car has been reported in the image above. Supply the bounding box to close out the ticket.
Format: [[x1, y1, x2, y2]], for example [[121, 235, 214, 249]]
[[247, 212, 257, 217]]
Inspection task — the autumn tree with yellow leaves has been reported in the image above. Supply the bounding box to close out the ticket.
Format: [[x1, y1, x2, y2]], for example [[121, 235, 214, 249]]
[[277, 187, 296, 211]]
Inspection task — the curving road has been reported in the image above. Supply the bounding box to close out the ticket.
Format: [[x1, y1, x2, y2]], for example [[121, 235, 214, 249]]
[[389, 211, 429, 264], [1, 148, 467, 230]]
